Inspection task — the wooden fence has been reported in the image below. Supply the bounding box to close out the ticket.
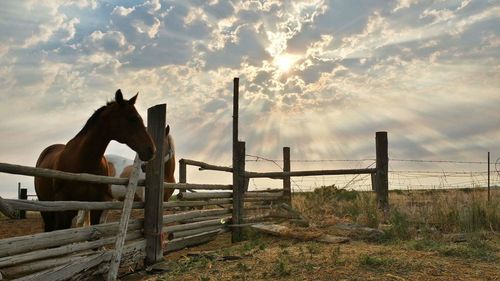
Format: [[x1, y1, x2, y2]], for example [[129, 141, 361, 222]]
[[0, 103, 250, 281], [0, 78, 389, 280]]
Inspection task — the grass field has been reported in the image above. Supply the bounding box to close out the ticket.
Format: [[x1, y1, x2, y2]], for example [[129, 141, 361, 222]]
[[130, 187, 499, 281]]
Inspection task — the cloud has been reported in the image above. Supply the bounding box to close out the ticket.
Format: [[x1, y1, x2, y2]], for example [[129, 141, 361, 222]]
[[83, 30, 135, 55], [0, 1, 499, 195]]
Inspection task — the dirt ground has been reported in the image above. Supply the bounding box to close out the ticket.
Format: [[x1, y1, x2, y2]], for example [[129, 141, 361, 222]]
[[124, 230, 499, 281], [2, 213, 498, 281]]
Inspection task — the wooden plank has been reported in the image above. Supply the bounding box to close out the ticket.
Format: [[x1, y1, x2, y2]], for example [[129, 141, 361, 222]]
[[0, 219, 143, 258], [168, 225, 228, 240], [182, 159, 233, 173], [8, 240, 147, 281], [0, 162, 129, 186], [0, 196, 18, 219], [163, 183, 232, 190], [251, 224, 350, 244], [163, 216, 230, 233], [180, 215, 232, 224], [163, 199, 232, 209], [177, 192, 232, 200], [232, 141, 245, 243], [245, 168, 377, 179], [163, 209, 231, 224], [375, 131, 389, 210], [245, 192, 283, 199], [5, 254, 95, 280], [13, 253, 108, 281], [144, 104, 166, 265], [0, 230, 142, 269], [107, 155, 142, 281], [164, 229, 223, 253], [3, 199, 144, 212]]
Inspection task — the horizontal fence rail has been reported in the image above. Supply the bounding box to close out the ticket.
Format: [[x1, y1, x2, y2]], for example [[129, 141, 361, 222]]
[[0, 162, 233, 191], [0, 162, 128, 185], [3, 199, 144, 212], [245, 168, 377, 179], [182, 159, 233, 173]]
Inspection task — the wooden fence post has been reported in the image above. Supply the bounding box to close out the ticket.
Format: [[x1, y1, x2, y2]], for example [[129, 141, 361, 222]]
[[283, 147, 292, 207], [232, 141, 245, 243], [375, 131, 389, 210], [179, 159, 186, 184], [144, 104, 166, 265], [18, 183, 27, 219]]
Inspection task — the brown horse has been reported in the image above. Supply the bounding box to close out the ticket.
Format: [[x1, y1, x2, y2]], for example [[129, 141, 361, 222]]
[[35, 90, 155, 232], [75, 125, 176, 227]]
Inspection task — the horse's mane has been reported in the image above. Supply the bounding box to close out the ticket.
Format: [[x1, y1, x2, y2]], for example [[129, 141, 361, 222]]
[[167, 134, 175, 154], [75, 101, 115, 137]]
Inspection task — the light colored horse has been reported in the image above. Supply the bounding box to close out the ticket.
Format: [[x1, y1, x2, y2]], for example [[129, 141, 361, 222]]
[[75, 125, 175, 227]]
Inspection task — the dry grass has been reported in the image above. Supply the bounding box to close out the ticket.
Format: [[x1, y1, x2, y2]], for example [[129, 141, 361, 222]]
[[133, 187, 499, 281], [293, 186, 500, 238]]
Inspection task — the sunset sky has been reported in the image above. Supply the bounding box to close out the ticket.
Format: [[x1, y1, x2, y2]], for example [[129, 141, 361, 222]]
[[0, 0, 499, 198]]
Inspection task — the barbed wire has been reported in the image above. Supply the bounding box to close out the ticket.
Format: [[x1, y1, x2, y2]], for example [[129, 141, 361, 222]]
[[245, 155, 497, 165], [244, 153, 500, 192]]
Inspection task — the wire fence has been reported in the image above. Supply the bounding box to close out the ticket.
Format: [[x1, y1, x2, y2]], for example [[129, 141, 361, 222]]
[[245, 154, 500, 192]]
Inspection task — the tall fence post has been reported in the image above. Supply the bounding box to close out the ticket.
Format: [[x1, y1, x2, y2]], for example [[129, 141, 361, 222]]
[[18, 183, 27, 219], [232, 141, 245, 243], [144, 104, 166, 265], [375, 132, 389, 210], [232, 77, 244, 243], [283, 147, 292, 207], [179, 159, 187, 184]]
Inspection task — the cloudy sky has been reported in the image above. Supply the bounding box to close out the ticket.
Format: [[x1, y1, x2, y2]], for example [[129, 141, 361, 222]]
[[0, 0, 499, 198]]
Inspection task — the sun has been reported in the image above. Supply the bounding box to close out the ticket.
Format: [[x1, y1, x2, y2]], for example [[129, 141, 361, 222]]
[[273, 53, 299, 72]]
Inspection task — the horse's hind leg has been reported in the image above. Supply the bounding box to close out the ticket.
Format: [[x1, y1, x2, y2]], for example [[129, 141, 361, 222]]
[[40, 211, 55, 232]]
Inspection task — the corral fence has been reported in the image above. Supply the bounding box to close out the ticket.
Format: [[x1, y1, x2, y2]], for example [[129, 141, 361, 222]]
[[0, 78, 389, 280]]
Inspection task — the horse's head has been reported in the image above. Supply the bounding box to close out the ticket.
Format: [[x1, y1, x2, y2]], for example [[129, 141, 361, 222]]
[[104, 89, 156, 161]]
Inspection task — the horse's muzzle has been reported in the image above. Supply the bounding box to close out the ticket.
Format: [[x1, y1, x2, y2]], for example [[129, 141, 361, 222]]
[[139, 146, 156, 161]]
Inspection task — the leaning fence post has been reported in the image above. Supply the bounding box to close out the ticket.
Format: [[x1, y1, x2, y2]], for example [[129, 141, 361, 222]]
[[144, 104, 166, 265], [107, 154, 141, 281], [283, 147, 292, 207], [375, 131, 389, 210]]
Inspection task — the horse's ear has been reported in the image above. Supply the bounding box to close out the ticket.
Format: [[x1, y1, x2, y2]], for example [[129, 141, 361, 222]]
[[165, 125, 170, 135], [129, 92, 138, 105], [115, 89, 124, 104]]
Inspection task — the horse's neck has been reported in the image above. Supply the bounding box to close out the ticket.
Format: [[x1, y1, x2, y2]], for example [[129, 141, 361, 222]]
[[64, 129, 110, 170]]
